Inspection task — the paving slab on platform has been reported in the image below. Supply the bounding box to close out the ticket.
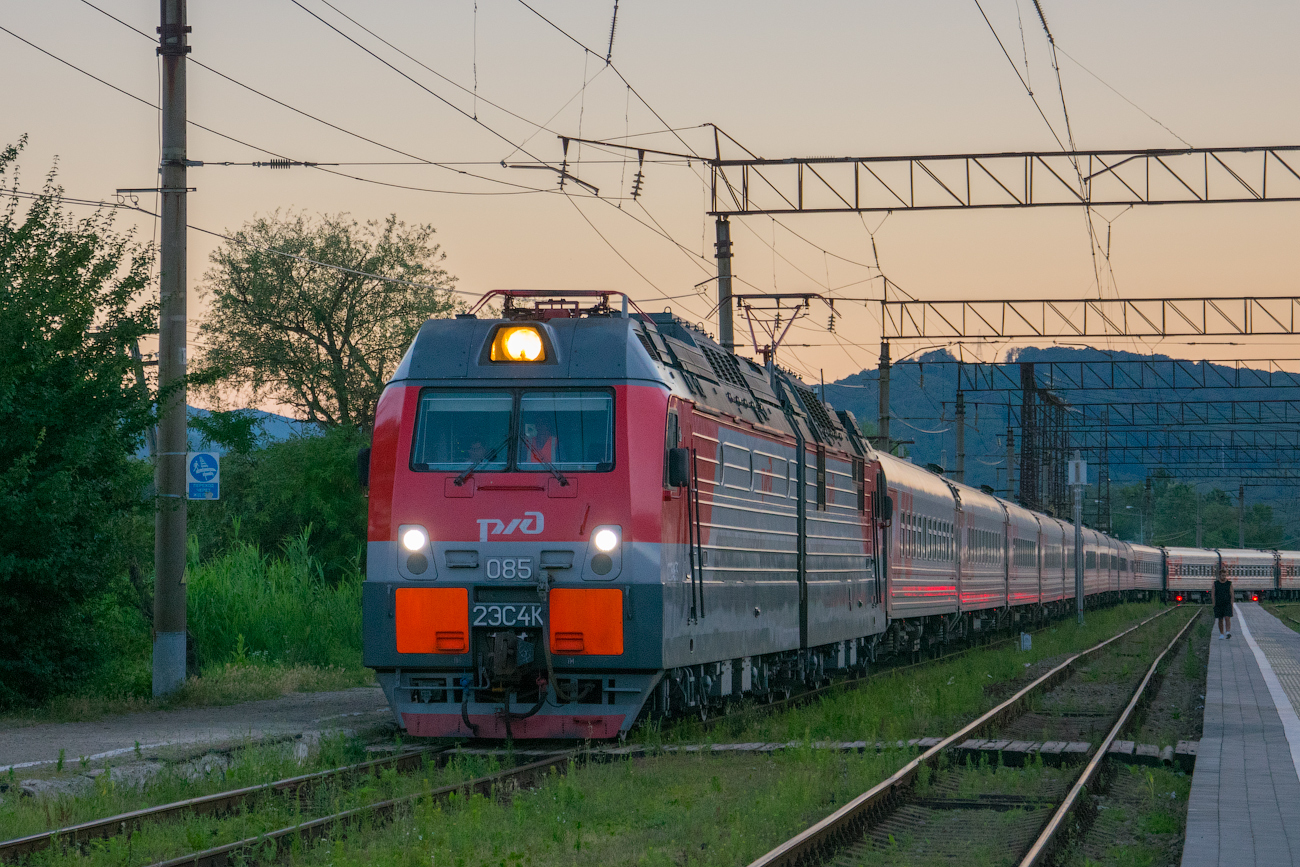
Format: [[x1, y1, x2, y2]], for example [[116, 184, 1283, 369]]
[[1181, 603, 1300, 867]]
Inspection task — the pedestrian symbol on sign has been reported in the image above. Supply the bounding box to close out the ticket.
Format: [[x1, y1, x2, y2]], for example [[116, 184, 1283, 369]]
[[187, 451, 220, 500]]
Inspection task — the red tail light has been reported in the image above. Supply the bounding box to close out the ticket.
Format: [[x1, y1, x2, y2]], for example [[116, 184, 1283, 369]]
[[1176, 595, 1184, 602], [1253, 594, 1259, 601]]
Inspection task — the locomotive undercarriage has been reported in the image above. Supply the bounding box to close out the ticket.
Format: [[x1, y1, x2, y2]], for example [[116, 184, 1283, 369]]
[[384, 590, 1147, 738]]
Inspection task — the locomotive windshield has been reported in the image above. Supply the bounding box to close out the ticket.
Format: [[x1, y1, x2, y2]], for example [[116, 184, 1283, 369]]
[[517, 391, 613, 471], [410, 388, 613, 472], [411, 392, 512, 471]]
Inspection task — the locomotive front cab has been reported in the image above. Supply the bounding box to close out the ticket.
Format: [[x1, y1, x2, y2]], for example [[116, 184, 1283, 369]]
[[363, 292, 670, 739]]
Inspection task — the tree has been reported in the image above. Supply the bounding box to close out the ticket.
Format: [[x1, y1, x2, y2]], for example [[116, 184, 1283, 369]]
[[1111, 476, 1288, 549], [0, 140, 157, 706], [188, 426, 370, 579], [195, 211, 460, 429]]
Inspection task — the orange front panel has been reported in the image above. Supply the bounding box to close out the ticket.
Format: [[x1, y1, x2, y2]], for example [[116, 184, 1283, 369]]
[[548, 588, 623, 655], [395, 587, 469, 654]]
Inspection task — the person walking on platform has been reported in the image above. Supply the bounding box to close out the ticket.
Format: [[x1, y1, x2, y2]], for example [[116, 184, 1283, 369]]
[[1213, 563, 1233, 639]]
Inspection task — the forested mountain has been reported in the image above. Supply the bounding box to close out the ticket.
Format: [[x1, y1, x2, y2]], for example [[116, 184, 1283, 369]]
[[821, 346, 1300, 546]]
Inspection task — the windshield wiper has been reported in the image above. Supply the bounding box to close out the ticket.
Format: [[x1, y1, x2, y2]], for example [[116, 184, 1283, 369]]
[[453, 434, 511, 486], [522, 437, 569, 487]]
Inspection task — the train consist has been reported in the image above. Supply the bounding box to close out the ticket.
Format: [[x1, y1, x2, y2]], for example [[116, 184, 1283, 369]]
[[361, 290, 1292, 740]]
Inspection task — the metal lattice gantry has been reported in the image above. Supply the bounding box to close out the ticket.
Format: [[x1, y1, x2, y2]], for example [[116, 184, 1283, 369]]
[[952, 358, 1300, 392], [1069, 399, 1300, 427], [883, 296, 1300, 340], [708, 145, 1300, 215]]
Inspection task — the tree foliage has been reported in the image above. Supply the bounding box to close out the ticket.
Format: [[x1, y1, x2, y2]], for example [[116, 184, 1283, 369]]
[[1110, 474, 1287, 549], [0, 140, 157, 706], [194, 211, 460, 429], [188, 426, 369, 580]]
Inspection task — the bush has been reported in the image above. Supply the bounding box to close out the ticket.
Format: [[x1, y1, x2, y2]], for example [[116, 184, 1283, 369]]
[[189, 426, 369, 580], [0, 141, 157, 708], [186, 527, 363, 670]]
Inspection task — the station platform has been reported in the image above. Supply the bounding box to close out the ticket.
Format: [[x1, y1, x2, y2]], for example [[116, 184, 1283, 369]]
[[1182, 602, 1300, 867]]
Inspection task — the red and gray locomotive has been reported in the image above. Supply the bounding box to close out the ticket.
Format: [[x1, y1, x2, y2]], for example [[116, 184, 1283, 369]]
[[362, 289, 1244, 740]]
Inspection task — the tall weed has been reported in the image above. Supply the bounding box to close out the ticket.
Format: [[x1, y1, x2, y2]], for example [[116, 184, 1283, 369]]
[[187, 526, 362, 670]]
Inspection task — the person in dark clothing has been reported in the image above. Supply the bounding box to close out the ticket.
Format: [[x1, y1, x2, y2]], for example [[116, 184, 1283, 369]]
[[1213, 563, 1233, 639]]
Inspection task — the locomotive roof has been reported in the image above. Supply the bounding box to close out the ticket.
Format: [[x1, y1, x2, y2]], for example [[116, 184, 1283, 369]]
[[390, 303, 867, 453]]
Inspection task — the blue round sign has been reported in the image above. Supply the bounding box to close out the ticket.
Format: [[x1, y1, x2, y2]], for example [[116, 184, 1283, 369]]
[[189, 453, 219, 482]]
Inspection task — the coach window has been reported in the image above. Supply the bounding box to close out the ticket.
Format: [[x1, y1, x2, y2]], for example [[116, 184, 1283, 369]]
[[663, 409, 679, 487], [722, 443, 752, 491], [815, 446, 827, 511], [853, 457, 866, 513]]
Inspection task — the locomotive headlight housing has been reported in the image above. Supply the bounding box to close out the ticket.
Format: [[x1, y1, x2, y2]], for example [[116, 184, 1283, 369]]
[[585, 525, 623, 579], [593, 528, 619, 553], [402, 526, 428, 552], [490, 325, 546, 362]]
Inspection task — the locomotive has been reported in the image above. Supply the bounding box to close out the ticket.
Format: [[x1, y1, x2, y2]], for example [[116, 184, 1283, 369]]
[[360, 289, 1287, 740]]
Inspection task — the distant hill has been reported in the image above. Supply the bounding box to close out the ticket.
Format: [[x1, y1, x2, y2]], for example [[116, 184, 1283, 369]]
[[135, 407, 318, 458], [821, 346, 1300, 499]]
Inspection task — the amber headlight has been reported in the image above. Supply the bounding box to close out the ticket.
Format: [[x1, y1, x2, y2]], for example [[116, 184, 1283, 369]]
[[490, 326, 545, 362]]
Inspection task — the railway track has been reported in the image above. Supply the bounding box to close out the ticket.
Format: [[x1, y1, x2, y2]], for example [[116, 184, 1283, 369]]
[[744, 605, 1198, 867], [0, 747, 452, 863], [0, 748, 579, 867], [1, 603, 1180, 867]]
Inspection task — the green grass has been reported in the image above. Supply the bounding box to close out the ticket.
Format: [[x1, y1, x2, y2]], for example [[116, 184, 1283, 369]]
[[1070, 764, 1191, 867], [277, 748, 907, 867], [1, 531, 368, 726], [4, 744, 506, 867], [188, 528, 362, 671], [666, 601, 1176, 746], [0, 733, 370, 842]]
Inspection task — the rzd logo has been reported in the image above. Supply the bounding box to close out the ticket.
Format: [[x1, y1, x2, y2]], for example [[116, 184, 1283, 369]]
[[477, 511, 544, 542]]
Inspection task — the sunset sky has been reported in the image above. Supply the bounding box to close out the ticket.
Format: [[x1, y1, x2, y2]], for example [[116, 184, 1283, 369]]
[[5, 0, 1300, 389]]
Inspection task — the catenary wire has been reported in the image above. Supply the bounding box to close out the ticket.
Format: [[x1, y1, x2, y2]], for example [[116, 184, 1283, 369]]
[[3, 187, 481, 298], [72, 0, 554, 193], [0, 23, 550, 197], [285, 0, 554, 166]]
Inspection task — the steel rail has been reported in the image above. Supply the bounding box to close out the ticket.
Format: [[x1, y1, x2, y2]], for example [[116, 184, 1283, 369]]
[[0, 747, 447, 862], [1020, 609, 1202, 866], [744, 605, 1180, 867], [145, 750, 579, 867]]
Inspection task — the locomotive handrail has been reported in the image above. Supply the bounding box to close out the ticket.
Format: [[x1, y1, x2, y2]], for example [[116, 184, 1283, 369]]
[[466, 288, 653, 320]]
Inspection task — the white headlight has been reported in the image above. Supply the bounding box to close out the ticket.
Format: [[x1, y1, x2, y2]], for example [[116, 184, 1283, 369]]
[[593, 528, 619, 553], [401, 527, 427, 552]]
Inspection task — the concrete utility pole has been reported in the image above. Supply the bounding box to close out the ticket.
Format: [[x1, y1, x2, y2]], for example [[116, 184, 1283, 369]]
[[1006, 425, 1016, 500], [1196, 493, 1203, 548], [877, 341, 890, 451], [1239, 483, 1246, 548], [954, 391, 966, 484], [154, 0, 190, 697], [714, 216, 733, 350], [1071, 451, 1085, 625]]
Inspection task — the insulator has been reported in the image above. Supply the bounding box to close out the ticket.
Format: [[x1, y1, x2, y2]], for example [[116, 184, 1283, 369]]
[[827, 312, 835, 333], [630, 170, 645, 200]]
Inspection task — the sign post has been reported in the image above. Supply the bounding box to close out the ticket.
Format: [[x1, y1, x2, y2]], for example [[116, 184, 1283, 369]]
[[1069, 452, 1087, 625], [186, 451, 220, 500]]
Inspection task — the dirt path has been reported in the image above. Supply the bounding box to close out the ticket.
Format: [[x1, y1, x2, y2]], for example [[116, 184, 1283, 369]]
[[0, 687, 390, 772]]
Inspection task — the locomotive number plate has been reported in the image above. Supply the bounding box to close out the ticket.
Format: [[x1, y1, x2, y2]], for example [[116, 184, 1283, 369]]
[[484, 557, 533, 581], [472, 603, 543, 627]]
